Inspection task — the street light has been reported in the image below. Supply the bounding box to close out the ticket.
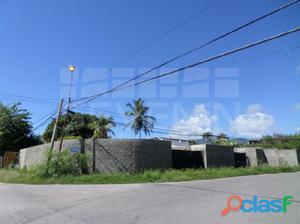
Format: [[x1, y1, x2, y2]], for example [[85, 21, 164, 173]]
[[67, 65, 76, 113], [68, 65, 76, 73]]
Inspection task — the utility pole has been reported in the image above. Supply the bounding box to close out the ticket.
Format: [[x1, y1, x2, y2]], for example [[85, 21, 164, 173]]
[[58, 65, 76, 152], [50, 98, 64, 150]]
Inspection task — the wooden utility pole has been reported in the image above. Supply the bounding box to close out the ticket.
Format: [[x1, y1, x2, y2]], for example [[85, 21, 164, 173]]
[[58, 97, 71, 152], [50, 98, 64, 150]]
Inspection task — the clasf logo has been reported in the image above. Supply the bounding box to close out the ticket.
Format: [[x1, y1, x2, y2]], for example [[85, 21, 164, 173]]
[[222, 195, 293, 216]]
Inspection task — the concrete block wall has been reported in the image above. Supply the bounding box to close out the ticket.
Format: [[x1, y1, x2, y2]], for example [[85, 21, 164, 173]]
[[263, 149, 280, 167], [89, 139, 137, 173], [278, 149, 298, 166], [232, 148, 300, 167], [19, 139, 172, 173], [206, 145, 235, 168], [234, 147, 258, 167], [134, 140, 172, 171], [19, 140, 299, 171], [19, 139, 82, 168], [191, 144, 235, 168]]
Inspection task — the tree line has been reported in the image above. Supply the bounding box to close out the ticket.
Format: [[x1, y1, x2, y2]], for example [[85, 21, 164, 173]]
[[0, 98, 155, 155]]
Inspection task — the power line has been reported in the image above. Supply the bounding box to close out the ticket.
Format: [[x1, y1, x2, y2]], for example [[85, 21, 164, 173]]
[[71, 105, 232, 138], [72, 0, 300, 105], [113, 120, 209, 137], [0, 92, 58, 104], [112, 0, 220, 67], [32, 108, 61, 126], [206, 44, 300, 68], [106, 27, 300, 90], [67, 104, 210, 136], [13, 109, 59, 144], [71, 43, 300, 131], [72, 26, 300, 109], [12, 100, 68, 144]]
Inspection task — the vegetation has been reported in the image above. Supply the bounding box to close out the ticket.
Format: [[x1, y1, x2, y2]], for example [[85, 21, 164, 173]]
[[0, 102, 41, 155], [243, 134, 300, 149], [43, 113, 115, 142], [1, 166, 299, 184], [33, 149, 90, 178], [213, 133, 231, 145], [90, 115, 116, 139], [125, 98, 156, 139]]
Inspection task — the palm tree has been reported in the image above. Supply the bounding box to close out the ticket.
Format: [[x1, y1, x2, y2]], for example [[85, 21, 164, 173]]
[[91, 115, 116, 139], [125, 98, 156, 139]]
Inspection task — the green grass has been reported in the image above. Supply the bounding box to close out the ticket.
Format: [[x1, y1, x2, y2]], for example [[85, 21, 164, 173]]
[[1, 166, 300, 185]]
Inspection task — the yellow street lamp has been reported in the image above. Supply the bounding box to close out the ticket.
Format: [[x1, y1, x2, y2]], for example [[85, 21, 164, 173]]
[[68, 65, 76, 73]]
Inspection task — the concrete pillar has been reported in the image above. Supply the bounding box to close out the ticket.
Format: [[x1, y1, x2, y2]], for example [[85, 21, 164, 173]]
[[234, 147, 258, 167], [263, 149, 279, 167]]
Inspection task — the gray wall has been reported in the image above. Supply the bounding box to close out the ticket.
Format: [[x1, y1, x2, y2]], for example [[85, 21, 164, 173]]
[[263, 149, 279, 167], [278, 149, 298, 166], [19, 139, 82, 168], [19, 139, 172, 173]]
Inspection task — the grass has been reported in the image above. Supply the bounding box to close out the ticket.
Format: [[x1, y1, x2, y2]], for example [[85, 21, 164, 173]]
[[1, 166, 300, 185]]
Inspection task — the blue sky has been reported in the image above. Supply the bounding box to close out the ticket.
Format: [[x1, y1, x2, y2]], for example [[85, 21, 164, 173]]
[[0, 0, 299, 139]]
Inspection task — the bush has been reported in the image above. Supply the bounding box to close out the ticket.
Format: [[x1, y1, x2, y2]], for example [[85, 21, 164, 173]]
[[32, 149, 90, 178]]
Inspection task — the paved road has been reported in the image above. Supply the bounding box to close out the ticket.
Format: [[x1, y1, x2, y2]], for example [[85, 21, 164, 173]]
[[1, 172, 300, 224]]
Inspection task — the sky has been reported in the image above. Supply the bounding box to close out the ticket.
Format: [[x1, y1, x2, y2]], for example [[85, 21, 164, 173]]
[[0, 0, 300, 139]]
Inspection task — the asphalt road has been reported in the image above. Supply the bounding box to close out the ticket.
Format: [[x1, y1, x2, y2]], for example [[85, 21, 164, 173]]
[[1, 172, 300, 224]]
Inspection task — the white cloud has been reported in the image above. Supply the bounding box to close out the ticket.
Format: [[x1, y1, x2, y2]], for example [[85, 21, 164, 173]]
[[296, 103, 300, 110], [170, 104, 217, 139], [246, 104, 264, 114], [231, 104, 274, 138]]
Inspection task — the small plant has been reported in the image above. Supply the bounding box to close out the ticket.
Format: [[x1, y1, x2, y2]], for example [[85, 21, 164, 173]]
[[32, 149, 90, 178]]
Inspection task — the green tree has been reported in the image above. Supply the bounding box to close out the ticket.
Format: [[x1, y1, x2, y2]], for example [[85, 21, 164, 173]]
[[0, 102, 40, 155], [125, 98, 156, 139], [90, 115, 116, 139], [213, 133, 231, 145], [43, 113, 98, 142]]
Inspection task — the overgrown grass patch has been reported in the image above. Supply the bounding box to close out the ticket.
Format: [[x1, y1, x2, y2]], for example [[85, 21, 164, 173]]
[[1, 166, 300, 185]]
